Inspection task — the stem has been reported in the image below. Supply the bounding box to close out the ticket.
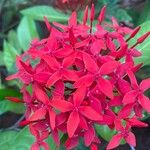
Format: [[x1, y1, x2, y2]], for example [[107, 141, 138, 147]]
[[130, 145, 135, 150]]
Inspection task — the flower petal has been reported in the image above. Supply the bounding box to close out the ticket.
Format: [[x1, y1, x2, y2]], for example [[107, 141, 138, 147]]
[[82, 52, 98, 73], [106, 134, 122, 150], [65, 137, 79, 150], [118, 104, 133, 119], [127, 70, 138, 89], [125, 132, 136, 147], [79, 106, 102, 121], [54, 47, 73, 58], [31, 143, 40, 150], [67, 111, 80, 137], [74, 74, 94, 88], [73, 86, 86, 106], [122, 90, 137, 105], [41, 55, 60, 70], [63, 70, 79, 81], [48, 109, 56, 130], [52, 129, 60, 146], [33, 83, 49, 104], [99, 61, 119, 75], [84, 126, 95, 146], [41, 142, 50, 150], [46, 71, 61, 87], [98, 77, 113, 99], [138, 94, 150, 112], [140, 78, 150, 92], [29, 107, 47, 121], [51, 99, 73, 112]]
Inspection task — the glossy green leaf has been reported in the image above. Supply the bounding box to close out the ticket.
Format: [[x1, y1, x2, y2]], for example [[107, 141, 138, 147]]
[[128, 21, 150, 66], [21, 6, 69, 23], [3, 40, 19, 72], [0, 89, 21, 101], [17, 16, 39, 51], [95, 124, 116, 142], [0, 100, 25, 115]]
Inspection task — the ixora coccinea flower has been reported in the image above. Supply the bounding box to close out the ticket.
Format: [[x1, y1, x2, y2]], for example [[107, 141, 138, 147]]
[[6, 4, 150, 150]]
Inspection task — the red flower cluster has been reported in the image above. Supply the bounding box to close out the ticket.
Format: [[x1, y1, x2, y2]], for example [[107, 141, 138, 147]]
[[6, 5, 150, 150]]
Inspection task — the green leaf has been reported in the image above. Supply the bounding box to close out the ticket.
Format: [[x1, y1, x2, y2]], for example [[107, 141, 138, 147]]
[[0, 130, 18, 149], [11, 127, 34, 150], [7, 30, 21, 52], [17, 16, 39, 51], [96, 0, 132, 22], [0, 89, 21, 101], [0, 51, 4, 66], [0, 100, 25, 115], [95, 124, 116, 142], [137, 0, 150, 24], [46, 135, 57, 150], [115, 9, 132, 22], [3, 40, 19, 72], [128, 21, 150, 66], [21, 6, 69, 23], [0, 127, 34, 150]]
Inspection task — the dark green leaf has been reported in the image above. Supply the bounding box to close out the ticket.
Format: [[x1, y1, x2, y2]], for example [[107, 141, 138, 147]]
[[21, 6, 69, 23], [95, 124, 116, 142], [0, 89, 21, 101], [17, 16, 39, 51]]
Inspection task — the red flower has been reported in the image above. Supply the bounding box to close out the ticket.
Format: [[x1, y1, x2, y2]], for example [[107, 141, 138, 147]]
[[123, 70, 150, 112], [51, 89, 102, 137]]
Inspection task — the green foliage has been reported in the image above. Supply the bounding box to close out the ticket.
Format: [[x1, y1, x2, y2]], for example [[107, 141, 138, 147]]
[[21, 6, 69, 22], [0, 89, 21, 100], [137, 0, 150, 25], [3, 41, 19, 72], [0, 130, 17, 149], [7, 30, 21, 52], [0, 89, 23, 114], [17, 16, 39, 51], [128, 21, 150, 66], [96, 0, 132, 22], [0, 100, 25, 115], [95, 124, 116, 142], [0, 127, 34, 150], [0, 127, 61, 150]]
